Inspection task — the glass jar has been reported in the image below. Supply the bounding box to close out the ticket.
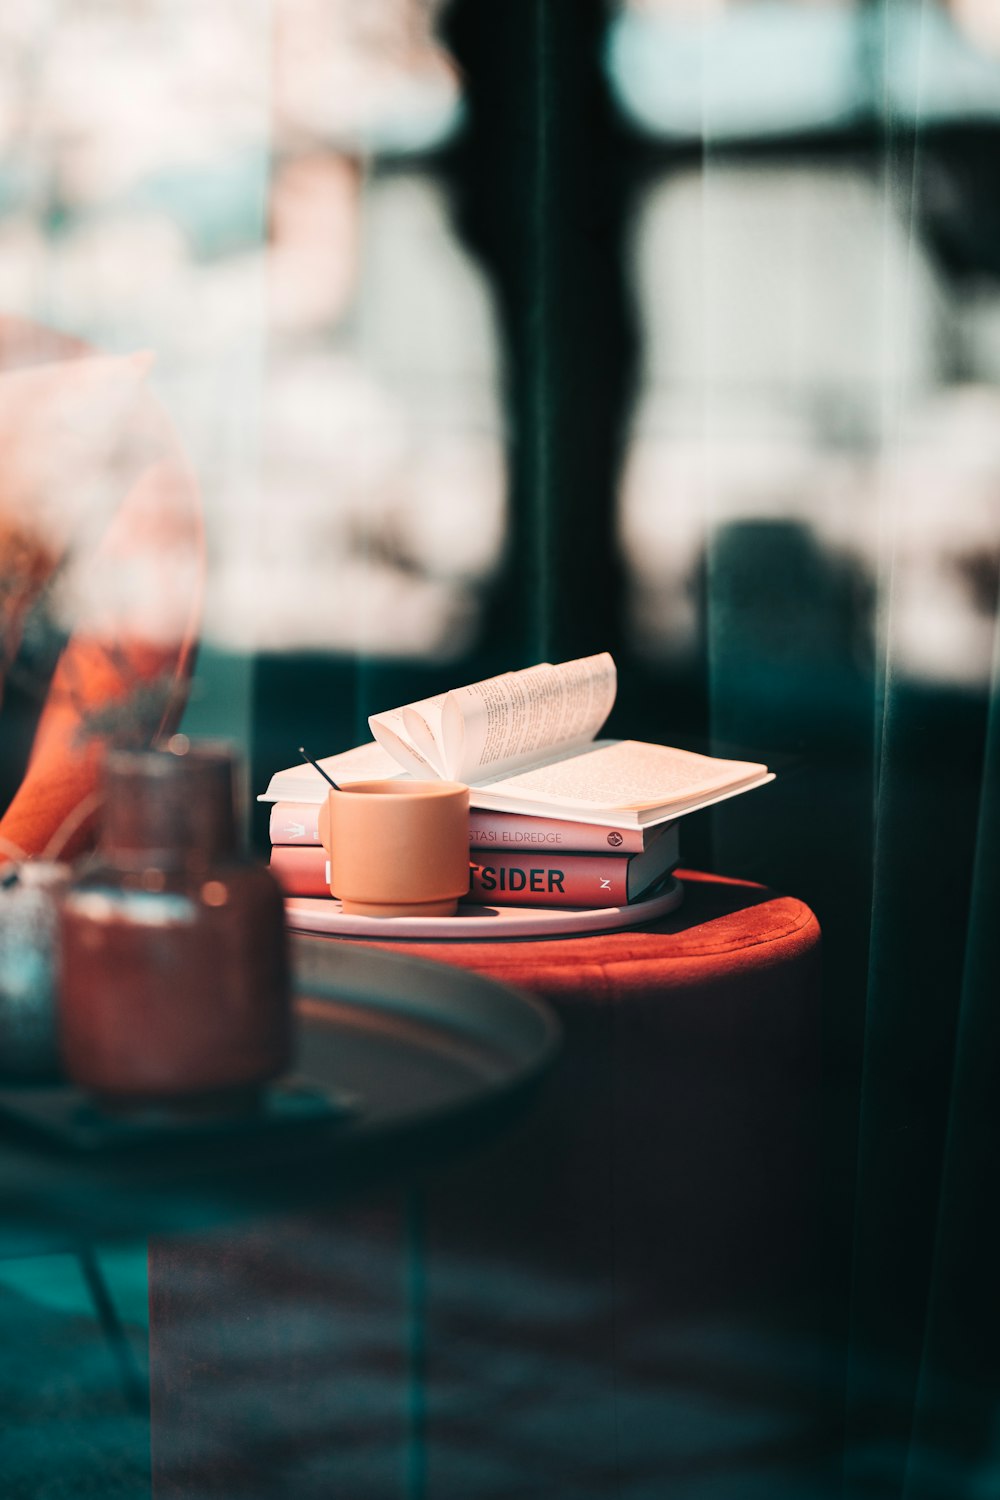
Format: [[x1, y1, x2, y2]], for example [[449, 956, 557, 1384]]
[[0, 862, 70, 1080], [58, 744, 292, 1111]]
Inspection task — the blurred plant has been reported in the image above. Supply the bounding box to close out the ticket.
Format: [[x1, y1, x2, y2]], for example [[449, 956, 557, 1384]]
[[0, 527, 58, 694], [66, 657, 182, 752]]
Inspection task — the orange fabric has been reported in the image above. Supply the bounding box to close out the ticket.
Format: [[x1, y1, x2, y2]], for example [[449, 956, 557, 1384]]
[[0, 318, 203, 860], [343, 867, 821, 1002]]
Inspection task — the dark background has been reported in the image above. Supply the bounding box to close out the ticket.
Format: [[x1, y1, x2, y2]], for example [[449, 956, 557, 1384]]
[[250, 8, 1000, 1495]]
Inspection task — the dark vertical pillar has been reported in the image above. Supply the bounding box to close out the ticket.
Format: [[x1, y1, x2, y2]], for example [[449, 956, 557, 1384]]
[[443, 0, 635, 665]]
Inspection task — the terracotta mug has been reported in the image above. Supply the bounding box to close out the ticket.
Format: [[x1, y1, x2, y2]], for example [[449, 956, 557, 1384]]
[[318, 780, 470, 918]]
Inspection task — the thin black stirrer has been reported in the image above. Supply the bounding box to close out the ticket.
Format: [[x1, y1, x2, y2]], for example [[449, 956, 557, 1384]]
[[298, 747, 341, 793]]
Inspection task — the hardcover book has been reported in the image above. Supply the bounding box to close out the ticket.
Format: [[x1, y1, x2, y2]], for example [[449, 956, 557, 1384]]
[[269, 800, 676, 856], [258, 653, 772, 830], [469, 823, 680, 908], [271, 824, 680, 908], [269, 844, 332, 899]]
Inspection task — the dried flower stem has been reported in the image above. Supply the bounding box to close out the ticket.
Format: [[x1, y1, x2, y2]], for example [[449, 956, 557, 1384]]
[[41, 790, 104, 863]]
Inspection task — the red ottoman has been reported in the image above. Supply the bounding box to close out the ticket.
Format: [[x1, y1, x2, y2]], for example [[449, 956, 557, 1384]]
[[149, 871, 823, 1499], [365, 867, 822, 1287]]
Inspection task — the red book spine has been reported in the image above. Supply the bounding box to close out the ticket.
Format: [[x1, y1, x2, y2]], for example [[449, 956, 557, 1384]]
[[271, 845, 655, 908], [269, 844, 331, 898], [469, 852, 631, 908]]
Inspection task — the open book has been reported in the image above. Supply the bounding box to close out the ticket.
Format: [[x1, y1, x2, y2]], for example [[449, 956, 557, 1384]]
[[258, 653, 773, 829]]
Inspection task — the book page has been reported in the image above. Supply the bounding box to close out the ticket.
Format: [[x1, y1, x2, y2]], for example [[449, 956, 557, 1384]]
[[478, 739, 770, 811], [401, 695, 447, 776], [439, 653, 617, 782], [367, 708, 438, 778], [258, 739, 405, 803]]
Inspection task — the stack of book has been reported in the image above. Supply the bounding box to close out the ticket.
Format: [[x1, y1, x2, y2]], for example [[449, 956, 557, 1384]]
[[259, 652, 773, 913], [267, 801, 681, 910]]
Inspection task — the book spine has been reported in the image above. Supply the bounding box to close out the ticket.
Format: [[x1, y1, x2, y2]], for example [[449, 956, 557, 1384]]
[[269, 802, 322, 845], [469, 852, 630, 909], [467, 811, 647, 855], [269, 801, 647, 854], [269, 844, 331, 898], [270, 844, 645, 909]]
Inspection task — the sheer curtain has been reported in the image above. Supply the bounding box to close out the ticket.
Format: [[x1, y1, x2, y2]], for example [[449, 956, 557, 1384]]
[[4, 0, 1000, 1494], [612, 2, 1000, 1497], [0, 0, 506, 796]]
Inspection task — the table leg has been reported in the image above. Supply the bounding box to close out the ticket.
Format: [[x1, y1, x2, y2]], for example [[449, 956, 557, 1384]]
[[77, 1243, 149, 1413]]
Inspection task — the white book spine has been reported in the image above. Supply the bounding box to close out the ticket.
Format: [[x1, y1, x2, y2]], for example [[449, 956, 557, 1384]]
[[268, 800, 659, 855], [269, 802, 322, 845], [467, 812, 649, 855]]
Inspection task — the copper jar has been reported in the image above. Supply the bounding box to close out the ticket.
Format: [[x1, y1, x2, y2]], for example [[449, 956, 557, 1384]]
[[59, 744, 292, 1109]]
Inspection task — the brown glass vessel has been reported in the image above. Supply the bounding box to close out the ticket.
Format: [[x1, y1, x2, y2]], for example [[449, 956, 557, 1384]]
[[59, 744, 292, 1109]]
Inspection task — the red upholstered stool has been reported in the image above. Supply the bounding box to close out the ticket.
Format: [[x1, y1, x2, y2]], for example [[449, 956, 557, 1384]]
[[149, 872, 824, 1499], [364, 867, 822, 1275]]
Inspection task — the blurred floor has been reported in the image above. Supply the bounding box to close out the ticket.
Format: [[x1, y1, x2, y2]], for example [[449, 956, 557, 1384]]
[[0, 1249, 149, 1500]]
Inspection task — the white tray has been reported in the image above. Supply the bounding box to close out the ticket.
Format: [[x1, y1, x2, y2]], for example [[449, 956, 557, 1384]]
[[284, 876, 684, 940]]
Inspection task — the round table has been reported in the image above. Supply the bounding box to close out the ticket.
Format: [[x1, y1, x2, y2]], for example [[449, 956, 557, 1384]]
[[0, 941, 559, 1259]]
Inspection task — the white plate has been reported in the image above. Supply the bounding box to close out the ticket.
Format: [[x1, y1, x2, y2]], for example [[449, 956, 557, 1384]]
[[285, 877, 684, 940]]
